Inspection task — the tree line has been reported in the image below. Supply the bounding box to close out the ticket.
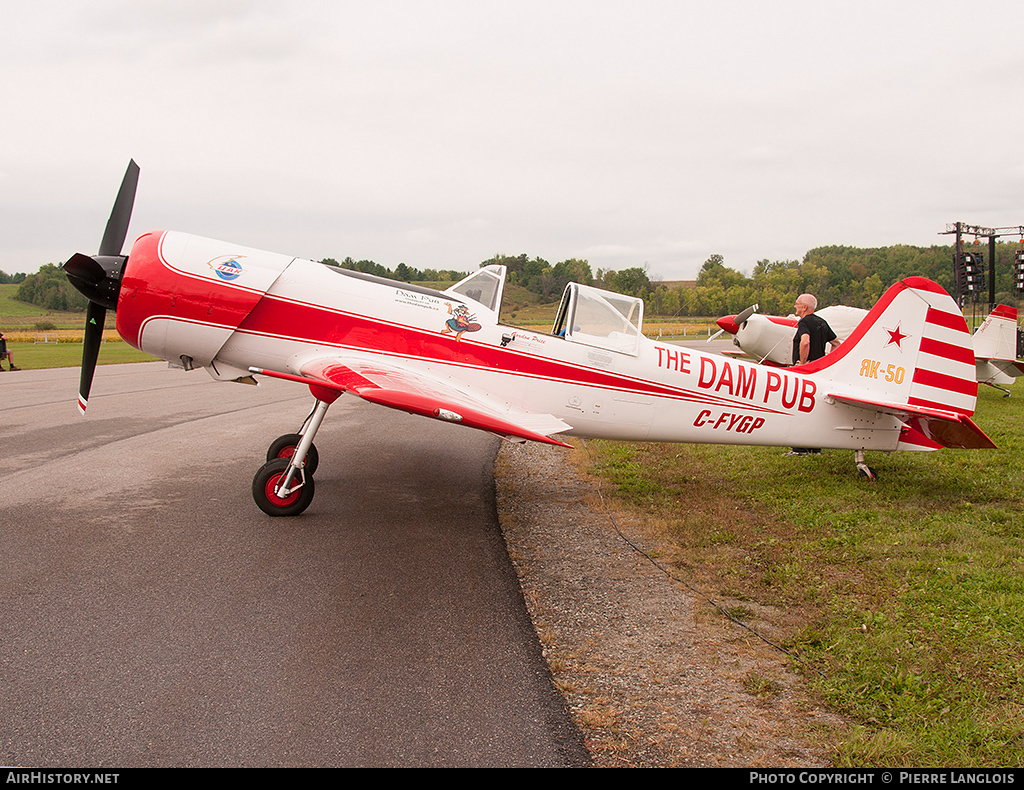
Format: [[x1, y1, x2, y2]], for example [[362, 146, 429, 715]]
[[681, 244, 1022, 317], [12, 243, 1023, 317], [481, 244, 1023, 317]]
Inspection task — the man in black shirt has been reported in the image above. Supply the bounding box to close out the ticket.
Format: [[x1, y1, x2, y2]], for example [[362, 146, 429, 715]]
[[792, 294, 839, 365], [787, 294, 839, 456]]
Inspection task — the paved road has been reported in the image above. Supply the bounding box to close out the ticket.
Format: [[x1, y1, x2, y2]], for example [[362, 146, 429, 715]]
[[0, 363, 589, 768]]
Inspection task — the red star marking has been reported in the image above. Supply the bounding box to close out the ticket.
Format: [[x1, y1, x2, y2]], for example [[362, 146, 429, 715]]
[[885, 324, 907, 348]]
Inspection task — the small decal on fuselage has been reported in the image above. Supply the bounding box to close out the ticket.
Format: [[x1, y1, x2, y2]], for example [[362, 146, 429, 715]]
[[395, 289, 444, 310], [207, 255, 246, 281]]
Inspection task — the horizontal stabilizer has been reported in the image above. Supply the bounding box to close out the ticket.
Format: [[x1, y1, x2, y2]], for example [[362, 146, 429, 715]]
[[828, 392, 996, 450], [978, 358, 1024, 379]]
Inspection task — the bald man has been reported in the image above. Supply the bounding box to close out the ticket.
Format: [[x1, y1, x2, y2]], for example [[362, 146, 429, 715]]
[[786, 294, 838, 457], [792, 293, 839, 365]]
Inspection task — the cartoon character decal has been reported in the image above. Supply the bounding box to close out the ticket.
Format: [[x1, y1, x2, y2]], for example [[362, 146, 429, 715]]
[[442, 304, 481, 340]]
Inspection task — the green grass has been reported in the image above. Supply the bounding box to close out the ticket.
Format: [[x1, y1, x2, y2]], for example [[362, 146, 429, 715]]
[[1, 284, 157, 368], [578, 385, 1024, 768], [3, 340, 157, 370]]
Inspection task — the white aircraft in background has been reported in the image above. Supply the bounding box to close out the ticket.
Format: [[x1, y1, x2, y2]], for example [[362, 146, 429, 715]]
[[715, 303, 1024, 396], [62, 162, 994, 515]]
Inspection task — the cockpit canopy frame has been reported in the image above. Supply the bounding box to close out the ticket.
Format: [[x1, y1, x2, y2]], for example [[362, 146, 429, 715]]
[[552, 282, 644, 356]]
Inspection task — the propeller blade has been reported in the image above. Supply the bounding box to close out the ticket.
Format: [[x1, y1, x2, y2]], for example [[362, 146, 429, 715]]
[[78, 302, 106, 413], [65, 159, 140, 413], [733, 303, 759, 328], [708, 328, 726, 341], [98, 159, 140, 257]]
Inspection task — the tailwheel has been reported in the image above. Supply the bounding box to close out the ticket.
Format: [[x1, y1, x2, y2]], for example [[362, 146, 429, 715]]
[[267, 433, 319, 475], [253, 458, 315, 517], [855, 450, 877, 481]]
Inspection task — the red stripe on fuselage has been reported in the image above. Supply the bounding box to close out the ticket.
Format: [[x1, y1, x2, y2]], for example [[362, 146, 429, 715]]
[[118, 234, 792, 416], [236, 293, 786, 414]]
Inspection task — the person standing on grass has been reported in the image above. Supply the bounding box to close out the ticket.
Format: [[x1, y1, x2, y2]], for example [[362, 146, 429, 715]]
[[786, 294, 839, 456], [0, 331, 19, 371]]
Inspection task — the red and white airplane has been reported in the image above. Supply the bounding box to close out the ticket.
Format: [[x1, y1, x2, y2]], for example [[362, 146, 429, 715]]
[[716, 301, 1024, 395], [63, 162, 995, 515]]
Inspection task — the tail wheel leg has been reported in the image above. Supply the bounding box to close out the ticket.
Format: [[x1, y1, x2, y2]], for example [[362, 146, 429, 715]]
[[855, 450, 878, 480], [253, 398, 331, 516]]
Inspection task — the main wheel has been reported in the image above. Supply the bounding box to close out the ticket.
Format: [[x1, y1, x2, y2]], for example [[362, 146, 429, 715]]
[[252, 458, 315, 516], [266, 433, 319, 475]]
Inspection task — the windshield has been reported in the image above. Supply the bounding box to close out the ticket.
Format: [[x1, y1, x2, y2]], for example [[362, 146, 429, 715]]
[[563, 285, 643, 355], [445, 265, 505, 312]]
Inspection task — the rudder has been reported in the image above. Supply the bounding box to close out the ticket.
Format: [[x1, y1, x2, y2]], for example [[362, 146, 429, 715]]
[[972, 304, 1018, 362]]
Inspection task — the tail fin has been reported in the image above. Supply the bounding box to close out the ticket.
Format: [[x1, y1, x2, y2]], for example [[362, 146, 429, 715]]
[[973, 305, 1024, 389], [973, 305, 1018, 362], [799, 277, 993, 449], [802, 277, 977, 414]]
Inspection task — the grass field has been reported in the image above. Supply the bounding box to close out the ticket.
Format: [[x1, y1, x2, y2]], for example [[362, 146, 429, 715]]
[[1, 284, 158, 369], [1, 339, 158, 370], [577, 384, 1023, 767]]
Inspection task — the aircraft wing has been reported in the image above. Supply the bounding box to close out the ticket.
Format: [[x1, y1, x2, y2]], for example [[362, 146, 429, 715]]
[[827, 392, 996, 450], [251, 357, 574, 448]]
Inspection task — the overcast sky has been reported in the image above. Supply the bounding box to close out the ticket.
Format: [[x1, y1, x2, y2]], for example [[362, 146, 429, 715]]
[[3, 0, 1024, 281]]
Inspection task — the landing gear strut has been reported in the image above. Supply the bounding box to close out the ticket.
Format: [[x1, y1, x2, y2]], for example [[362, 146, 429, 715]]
[[265, 401, 324, 473], [855, 450, 877, 480], [253, 397, 332, 516]]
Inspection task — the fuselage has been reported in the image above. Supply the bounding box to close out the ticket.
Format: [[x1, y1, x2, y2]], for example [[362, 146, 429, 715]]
[[115, 230, 918, 452]]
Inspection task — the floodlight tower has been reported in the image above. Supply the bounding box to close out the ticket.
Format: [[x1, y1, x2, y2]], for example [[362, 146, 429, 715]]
[[942, 222, 1024, 309]]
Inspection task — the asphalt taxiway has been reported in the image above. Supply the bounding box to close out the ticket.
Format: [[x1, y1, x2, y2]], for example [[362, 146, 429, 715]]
[[0, 362, 589, 767]]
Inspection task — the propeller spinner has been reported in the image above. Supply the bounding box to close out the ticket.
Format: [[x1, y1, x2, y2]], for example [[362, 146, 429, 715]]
[[711, 303, 759, 340], [62, 160, 140, 413]]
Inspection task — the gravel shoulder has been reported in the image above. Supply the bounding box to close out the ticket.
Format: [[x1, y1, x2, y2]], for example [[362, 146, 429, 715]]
[[494, 440, 846, 768]]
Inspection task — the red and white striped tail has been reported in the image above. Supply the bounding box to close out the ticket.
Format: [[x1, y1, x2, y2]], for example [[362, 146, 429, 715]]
[[907, 292, 978, 416], [810, 276, 980, 417], [805, 277, 992, 451]]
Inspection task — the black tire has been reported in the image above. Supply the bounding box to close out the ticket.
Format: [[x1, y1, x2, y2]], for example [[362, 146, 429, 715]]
[[266, 433, 319, 475], [252, 458, 315, 516]]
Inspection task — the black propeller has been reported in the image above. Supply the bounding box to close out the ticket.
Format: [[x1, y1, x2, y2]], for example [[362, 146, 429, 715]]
[[63, 160, 140, 413], [733, 303, 759, 328]]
